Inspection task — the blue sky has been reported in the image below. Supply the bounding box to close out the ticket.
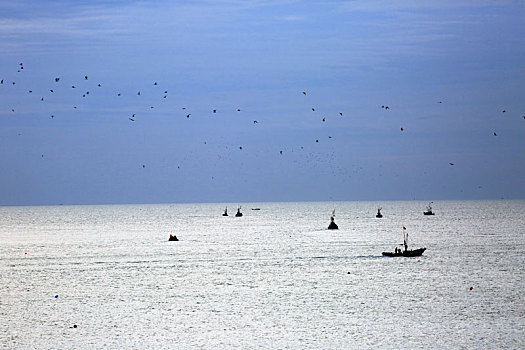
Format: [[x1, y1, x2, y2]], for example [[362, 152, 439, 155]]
[[1, 0, 524, 205]]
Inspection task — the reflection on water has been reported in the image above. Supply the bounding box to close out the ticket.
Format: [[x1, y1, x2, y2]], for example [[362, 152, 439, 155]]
[[1, 200, 524, 348]]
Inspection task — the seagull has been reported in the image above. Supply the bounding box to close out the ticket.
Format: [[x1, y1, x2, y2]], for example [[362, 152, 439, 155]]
[[280, 151, 283, 155], [154, 82, 158, 85], [137, 91, 141, 96], [239, 146, 243, 150], [186, 114, 191, 118], [385, 106, 390, 110], [316, 139, 319, 143], [302, 91, 306, 95], [29, 90, 32, 93], [164, 90, 168, 93], [253, 120, 258, 124], [502, 110, 506, 113], [117, 93, 121, 96], [322, 118, 325, 122], [142, 164, 145, 168], [51, 115, 54, 118], [0, 80, 3, 84], [50, 89, 54, 93], [71, 86, 75, 88], [213, 109, 216, 113], [493, 132, 497, 136], [97, 84, 101, 87], [312, 108, 315, 111], [400, 127, 404, 131], [41, 98, 44, 101], [84, 76, 88, 80], [237, 109, 241, 112], [129, 118, 135, 122], [55, 78, 60, 82], [449, 163, 454, 166], [339, 112, 343, 116]]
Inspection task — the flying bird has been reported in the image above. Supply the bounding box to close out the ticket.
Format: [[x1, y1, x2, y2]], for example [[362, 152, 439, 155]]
[[312, 108, 315, 111], [493, 132, 497, 136], [97, 84, 101, 87], [137, 91, 141, 96], [302, 91, 306, 95], [449, 163, 454, 166], [400, 127, 404, 131], [186, 114, 191, 118], [253, 120, 258, 124], [84, 76, 88, 80], [55, 78, 60, 82], [339, 112, 343, 116]]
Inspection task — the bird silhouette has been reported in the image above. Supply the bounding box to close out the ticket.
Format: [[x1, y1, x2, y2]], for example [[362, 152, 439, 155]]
[[449, 163, 454, 166], [84, 76, 88, 80], [302, 91, 306, 95], [253, 120, 258, 124], [339, 112, 343, 116], [55, 78, 60, 82], [322, 118, 325, 122], [213, 109, 217, 113], [97, 84, 101, 87], [493, 132, 497, 136], [237, 109, 241, 112], [186, 114, 191, 118], [312, 108, 315, 111], [400, 127, 404, 131], [137, 91, 141, 96], [154, 82, 157, 85]]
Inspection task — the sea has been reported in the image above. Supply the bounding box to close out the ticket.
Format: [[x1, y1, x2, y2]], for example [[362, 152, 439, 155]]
[[1, 200, 524, 349]]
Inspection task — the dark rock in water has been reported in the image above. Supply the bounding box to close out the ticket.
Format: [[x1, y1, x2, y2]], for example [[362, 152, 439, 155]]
[[168, 235, 179, 241]]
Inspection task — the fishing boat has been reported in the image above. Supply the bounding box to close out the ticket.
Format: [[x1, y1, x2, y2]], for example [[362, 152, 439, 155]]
[[328, 209, 338, 230], [376, 208, 383, 218], [235, 206, 243, 217], [423, 202, 435, 215], [168, 234, 179, 241], [382, 227, 426, 257], [222, 207, 228, 216]]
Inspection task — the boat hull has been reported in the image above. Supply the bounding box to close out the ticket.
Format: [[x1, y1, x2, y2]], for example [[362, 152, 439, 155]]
[[382, 248, 426, 257]]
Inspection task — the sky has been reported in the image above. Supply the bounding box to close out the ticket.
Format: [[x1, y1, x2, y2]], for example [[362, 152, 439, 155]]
[[0, 0, 524, 206]]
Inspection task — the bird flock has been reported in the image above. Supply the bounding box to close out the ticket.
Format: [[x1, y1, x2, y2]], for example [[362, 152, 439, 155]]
[[2, 62, 524, 185]]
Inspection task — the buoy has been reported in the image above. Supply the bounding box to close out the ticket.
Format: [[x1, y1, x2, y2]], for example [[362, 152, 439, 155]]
[[417, 260, 420, 262], [469, 286, 473, 290]]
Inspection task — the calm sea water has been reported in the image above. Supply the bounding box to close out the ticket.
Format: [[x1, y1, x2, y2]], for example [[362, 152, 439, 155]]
[[1, 200, 524, 349]]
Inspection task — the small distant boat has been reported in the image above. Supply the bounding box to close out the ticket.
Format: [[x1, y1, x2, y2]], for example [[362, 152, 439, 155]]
[[328, 209, 338, 230], [168, 234, 179, 241], [235, 206, 243, 217], [382, 227, 425, 257], [222, 207, 228, 216], [251, 208, 261, 211], [376, 208, 383, 218], [424, 202, 435, 215]]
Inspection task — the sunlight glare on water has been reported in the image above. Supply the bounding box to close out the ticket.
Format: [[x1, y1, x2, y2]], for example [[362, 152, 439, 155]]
[[1, 200, 524, 348]]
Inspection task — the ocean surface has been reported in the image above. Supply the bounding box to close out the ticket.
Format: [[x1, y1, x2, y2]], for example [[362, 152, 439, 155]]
[[1, 200, 524, 349]]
